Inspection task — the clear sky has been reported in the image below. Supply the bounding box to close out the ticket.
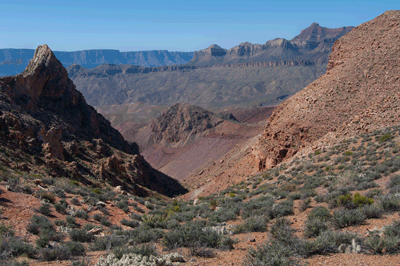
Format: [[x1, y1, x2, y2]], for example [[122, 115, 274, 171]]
[[0, 0, 398, 52]]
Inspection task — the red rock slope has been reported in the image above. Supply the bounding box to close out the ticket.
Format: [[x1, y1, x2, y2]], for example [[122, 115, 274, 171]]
[[252, 10, 400, 170]]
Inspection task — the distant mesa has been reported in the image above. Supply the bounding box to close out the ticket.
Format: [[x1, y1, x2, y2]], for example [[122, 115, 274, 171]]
[[0, 48, 195, 77], [189, 23, 354, 65]]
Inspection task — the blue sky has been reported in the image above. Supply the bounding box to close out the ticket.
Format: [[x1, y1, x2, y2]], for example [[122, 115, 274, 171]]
[[0, 0, 398, 51]]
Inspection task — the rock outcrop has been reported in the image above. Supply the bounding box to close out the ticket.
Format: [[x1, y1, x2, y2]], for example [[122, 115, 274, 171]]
[[252, 10, 400, 170], [133, 103, 226, 149], [0, 44, 187, 197]]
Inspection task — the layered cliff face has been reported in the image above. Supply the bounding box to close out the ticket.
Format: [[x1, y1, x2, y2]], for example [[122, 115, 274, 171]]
[[0, 48, 194, 77], [189, 23, 354, 66], [0, 44, 187, 197], [252, 10, 400, 170], [190, 44, 228, 65]]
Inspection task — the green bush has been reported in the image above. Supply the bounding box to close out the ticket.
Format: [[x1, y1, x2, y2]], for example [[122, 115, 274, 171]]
[[75, 209, 89, 220], [353, 193, 374, 207], [305, 217, 330, 239], [36, 191, 55, 203], [54, 203, 67, 214], [120, 219, 140, 228], [69, 229, 94, 243], [27, 215, 54, 235], [39, 245, 71, 261], [163, 223, 220, 250], [0, 236, 36, 259], [308, 206, 332, 221], [379, 134, 392, 142], [380, 194, 400, 212], [361, 204, 383, 219], [66, 216, 79, 229], [116, 200, 129, 213], [234, 216, 269, 234], [332, 208, 366, 228], [65, 241, 85, 256], [37, 203, 52, 216]]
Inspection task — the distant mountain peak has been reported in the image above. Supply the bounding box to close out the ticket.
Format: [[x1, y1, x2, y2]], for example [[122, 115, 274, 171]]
[[291, 23, 354, 45]]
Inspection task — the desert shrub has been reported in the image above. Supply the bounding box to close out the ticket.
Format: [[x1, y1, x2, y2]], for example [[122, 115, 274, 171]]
[[361, 204, 383, 219], [27, 215, 54, 235], [120, 219, 140, 228], [112, 244, 157, 260], [245, 218, 302, 265], [93, 213, 103, 221], [163, 223, 220, 250], [36, 235, 50, 248], [308, 206, 332, 221], [98, 206, 110, 215], [39, 245, 71, 261], [379, 134, 392, 142], [121, 226, 164, 245], [71, 197, 81, 206], [241, 196, 275, 219], [54, 203, 67, 214], [0, 223, 14, 237], [116, 200, 129, 213], [22, 185, 34, 195], [288, 192, 302, 200], [69, 229, 94, 243], [129, 213, 143, 221], [65, 241, 85, 256], [90, 235, 126, 251], [219, 236, 237, 250], [353, 193, 374, 207], [41, 178, 54, 186], [234, 216, 269, 234], [0, 236, 36, 259], [245, 239, 301, 266], [332, 208, 366, 228], [209, 208, 238, 223], [53, 187, 66, 198], [66, 216, 79, 229], [380, 194, 400, 212], [271, 200, 294, 218], [304, 230, 361, 255], [100, 218, 112, 227], [75, 209, 89, 220], [364, 233, 386, 254], [36, 191, 55, 203], [145, 202, 154, 210], [270, 218, 298, 245], [384, 220, 400, 238], [365, 189, 381, 199], [92, 188, 102, 195], [37, 203, 52, 216], [365, 222, 400, 254], [54, 220, 66, 227], [304, 218, 329, 238], [336, 194, 356, 209]]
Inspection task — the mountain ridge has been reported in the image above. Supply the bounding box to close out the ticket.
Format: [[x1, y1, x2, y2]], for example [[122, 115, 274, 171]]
[[188, 23, 354, 66]]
